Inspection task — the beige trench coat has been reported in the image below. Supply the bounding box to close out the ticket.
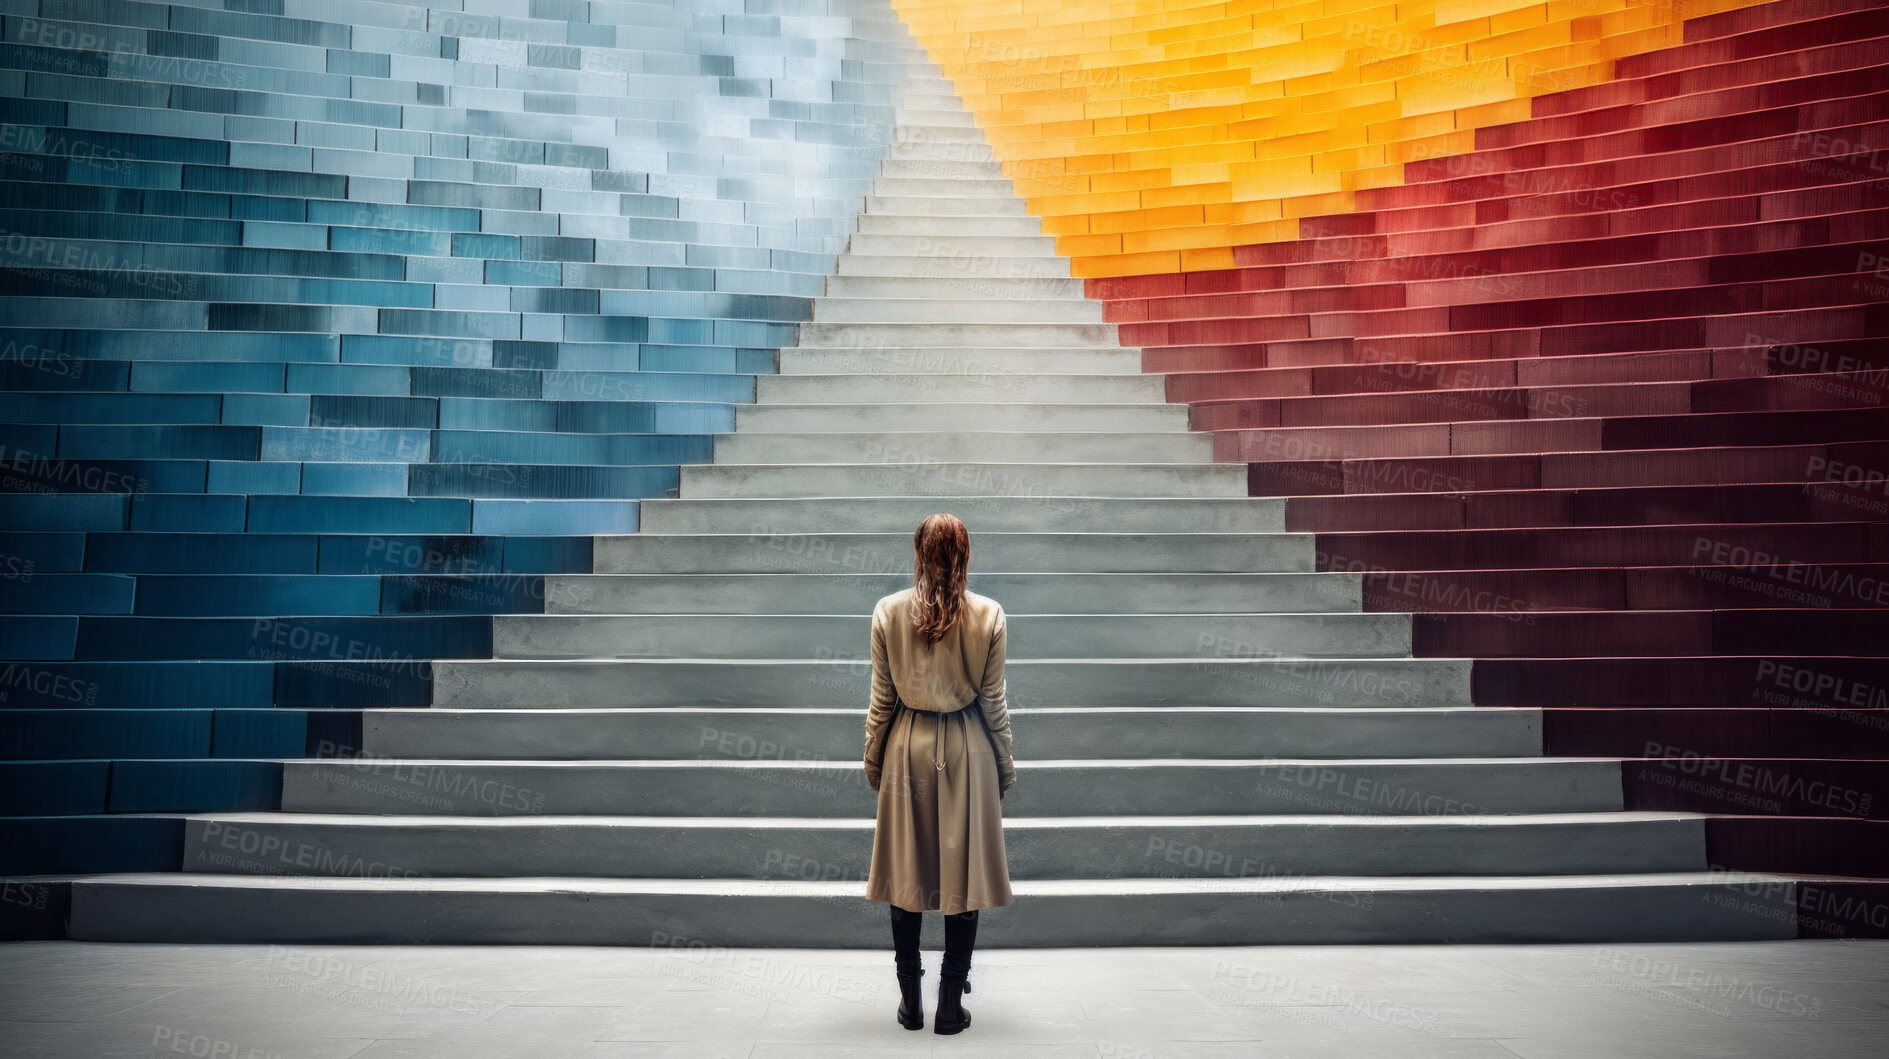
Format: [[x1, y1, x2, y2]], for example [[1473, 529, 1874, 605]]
[[862, 587, 1016, 913]]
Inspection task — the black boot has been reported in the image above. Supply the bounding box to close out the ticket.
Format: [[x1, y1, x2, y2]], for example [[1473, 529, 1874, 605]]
[[935, 908, 978, 1034], [889, 904, 924, 1030]]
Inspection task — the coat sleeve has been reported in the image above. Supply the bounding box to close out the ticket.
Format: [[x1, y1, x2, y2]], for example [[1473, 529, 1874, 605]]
[[978, 607, 1017, 792], [863, 602, 897, 791]]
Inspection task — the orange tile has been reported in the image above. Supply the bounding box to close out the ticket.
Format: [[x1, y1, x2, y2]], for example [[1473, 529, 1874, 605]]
[[1090, 202, 1207, 235], [1056, 231, 1125, 257], [1123, 222, 1232, 254], [1073, 247, 1181, 278]]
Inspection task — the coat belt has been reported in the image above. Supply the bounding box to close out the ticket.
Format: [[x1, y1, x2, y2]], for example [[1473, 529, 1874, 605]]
[[917, 698, 975, 773]]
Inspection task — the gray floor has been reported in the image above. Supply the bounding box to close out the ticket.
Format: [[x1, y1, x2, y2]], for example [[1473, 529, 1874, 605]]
[[2, 940, 1885, 1058]]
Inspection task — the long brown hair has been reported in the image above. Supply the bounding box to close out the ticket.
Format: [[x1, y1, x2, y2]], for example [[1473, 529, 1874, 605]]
[[911, 513, 970, 646]]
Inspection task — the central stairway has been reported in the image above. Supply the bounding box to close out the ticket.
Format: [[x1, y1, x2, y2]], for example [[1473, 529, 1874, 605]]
[[62, 50, 1845, 947]]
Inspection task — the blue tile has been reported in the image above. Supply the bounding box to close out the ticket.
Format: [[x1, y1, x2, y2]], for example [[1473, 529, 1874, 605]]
[[85, 532, 318, 574], [107, 759, 283, 812], [205, 460, 302, 494], [128, 494, 248, 532], [501, 535, 592, 573], [0, 816, 184, 873], [129, 575, 382, 617], [0, 574, 137, 616], [0, 616, 77, 659], [0, 709, 213, 759], [298, 461, 407, 496], [246, 495, 470, 534], [275, 660, 431, 707], [316, 534, 506, 575], [380, 574, 547, 615], [471, 499, 639, 535], [211, 708, 306, 758], [75, 615, 490, 661], [0, 532, 86, 573], [0, 494, 128, 532], [0, 761, 111, 815]]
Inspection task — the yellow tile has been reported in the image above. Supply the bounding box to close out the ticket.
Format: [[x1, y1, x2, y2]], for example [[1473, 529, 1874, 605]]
[[1454, 96, 1531, 129], [1222, 196, 1286, 224], [1467, 20, 1571, 61], [1047, 189, 1146, 214], [1139, 180, 1232, 211], [1399, 77, 1517, 119], [1089, 166, 1174, 193], [1038, 212, 1091, 236], [1435, 0, 1545, 26], [1281, 189, 1356, 217], [1179, 245, 1240, 272], [1063, 152, 1119, 175], [1091, 202, 1207, 234], [1225, 218, 1299, 246], [1488, 2, 1548, 34], [1311, 143, 1387, 170], [1042, 118, 1095, 139], [1072, 248, 1181, 278], [1123, 222, 1231, 254], [1057, 231, 1125, 257], [1367, 110, 1457, 142], [1229, 154, 1320, 181], [1233, 168, 1344, 200], [1165, 161, 1237, 188], [1148, 102, 1249, 130], [1387, 129, 1476, 163]]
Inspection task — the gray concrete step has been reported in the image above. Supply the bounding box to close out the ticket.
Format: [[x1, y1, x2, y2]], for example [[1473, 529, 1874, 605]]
[[491, 612, 1412, 660], [178, 811, 1707, 880], [792, 321, 1119, 349], [755, 372, 1157, 402], [857, 211, 1050, 235], [544, 571, 1351, 615], [821, 275, 1085, 299], [888, 126, 986, 148], [59, 872, 1812, 945], [359, 707, 1540, 760], [847, 233, 1058, 257], [676, 462, 1249, 499], [864, 194, 1026, 215], [811, 296, 1103, 324], [879, 158, 1006, 179], [893, 108, 976, 127], [850, 178, 1026, 202], [635, 496, 1283, 534], [593, 531, 1307, 574], [884, 137, 991, 158], [835, 253, 1071, 279], [737, 404, 1187, 433], [775, 348, 1144, 376], [851, 215, 1046, 238], [429, 656, 1471, 708], [277, 756, 1608, 816], [897, 91, 965, 109], [712, 430, 1210, 464]]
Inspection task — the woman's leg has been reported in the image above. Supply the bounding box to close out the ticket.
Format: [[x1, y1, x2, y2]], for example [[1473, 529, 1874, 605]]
[[942, 908, 978, 982], [935, 908, 978, 1034], [890, 903, 922, 969], [889, 904, 925, 1029]]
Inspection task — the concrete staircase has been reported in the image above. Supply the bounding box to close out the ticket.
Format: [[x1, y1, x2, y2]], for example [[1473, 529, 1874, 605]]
[[31, 49, 1864, 947]]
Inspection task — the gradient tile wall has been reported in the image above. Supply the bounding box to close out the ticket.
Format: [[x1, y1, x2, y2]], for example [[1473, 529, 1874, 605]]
[[893, 0, 1775, 276]]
